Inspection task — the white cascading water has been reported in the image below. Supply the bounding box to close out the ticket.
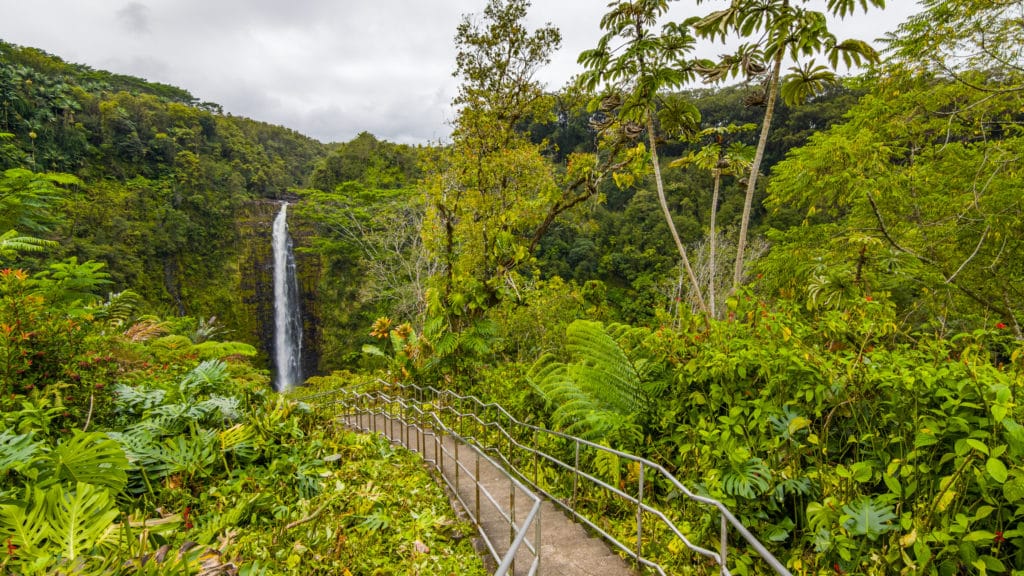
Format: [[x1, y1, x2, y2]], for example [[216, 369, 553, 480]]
[[272, 202, 303, 392]]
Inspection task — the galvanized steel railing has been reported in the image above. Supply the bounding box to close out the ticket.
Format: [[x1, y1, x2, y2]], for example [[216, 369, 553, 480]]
[[304, 380, 792, 576], [303, 385, 542, 576]]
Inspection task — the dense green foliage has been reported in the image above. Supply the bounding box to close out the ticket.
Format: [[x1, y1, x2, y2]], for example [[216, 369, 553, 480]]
[[4, 0, 1024, 573], [0, 171, 482, 574], [349, 1, 1024, 574]]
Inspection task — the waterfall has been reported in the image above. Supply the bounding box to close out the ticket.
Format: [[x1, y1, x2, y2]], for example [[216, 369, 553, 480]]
[[272, 202, 303, 392]]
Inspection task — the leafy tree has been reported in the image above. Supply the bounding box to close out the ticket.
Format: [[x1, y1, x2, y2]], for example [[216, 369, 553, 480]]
[[762, 4, 1024, 335], [693, 0, 882, 290], [885, 0, 1024, 90], [423, 0, 612, 336]]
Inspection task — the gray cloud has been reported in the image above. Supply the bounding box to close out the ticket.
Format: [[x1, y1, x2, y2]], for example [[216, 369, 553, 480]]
[[0, 1, 923, 145], [116, 2, 151, 34]]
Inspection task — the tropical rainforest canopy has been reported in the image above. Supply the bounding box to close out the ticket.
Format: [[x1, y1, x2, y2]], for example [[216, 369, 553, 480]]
[[1, 0, 1022, 574]]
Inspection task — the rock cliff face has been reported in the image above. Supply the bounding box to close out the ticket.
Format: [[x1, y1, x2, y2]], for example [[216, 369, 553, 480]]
[[234, 199, 320, 381]]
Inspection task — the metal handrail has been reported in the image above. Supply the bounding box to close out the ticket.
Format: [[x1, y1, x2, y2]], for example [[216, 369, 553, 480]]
[[308, 386, 542, 576], [302, 381, 792, 576]]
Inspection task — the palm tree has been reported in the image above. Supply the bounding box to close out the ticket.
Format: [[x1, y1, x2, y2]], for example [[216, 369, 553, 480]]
[[579, 0, 711, 318], [693, 0, 883, 291]]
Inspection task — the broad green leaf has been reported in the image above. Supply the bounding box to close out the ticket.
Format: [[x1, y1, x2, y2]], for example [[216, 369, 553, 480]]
[[967, 439, 989, 455], [45, 483, 120, 561], [963, 530, 996, 542], [986, 458, 1008, 483], [980, 555, 1006, 573], [883, 474, 902, 496], [43, 431, 128, 492], [842, 496, 896, 540], [1003, 477, 1024, 503], [851, 461, 873, 483], [0, 493, 49, 556], [0, 430, 40, 475], [914, 432, 938, 448], [788, 416, 811, 436]]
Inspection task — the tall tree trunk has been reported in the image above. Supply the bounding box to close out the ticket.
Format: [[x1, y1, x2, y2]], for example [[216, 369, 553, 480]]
[[732, 51, 784, 290], [647, 112, 709, 318], [709, 169, 721, 318]]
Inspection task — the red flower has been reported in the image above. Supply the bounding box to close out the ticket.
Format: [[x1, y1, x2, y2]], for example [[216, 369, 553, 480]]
[[864, 296, 873, 302], [183, 506, 193, 530], [996, 322, 1007, 330], [995, 531, 1005, 544], [833, 562, 843, 574]]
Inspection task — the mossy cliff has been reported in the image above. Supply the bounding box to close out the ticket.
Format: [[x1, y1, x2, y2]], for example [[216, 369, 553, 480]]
[[226, 199, 321, 379]]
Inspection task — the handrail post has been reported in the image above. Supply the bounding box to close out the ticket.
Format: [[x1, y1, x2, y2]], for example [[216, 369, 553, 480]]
[[535, 499, 542, 574], [572, 438, 580, 507], [533, 430, 539, 487], [510, 479, 516, 574], [721, 514, 729, 575], [508, 412, 513, 463], [475, 450, 481, 523], [636, 463, 645, 562]]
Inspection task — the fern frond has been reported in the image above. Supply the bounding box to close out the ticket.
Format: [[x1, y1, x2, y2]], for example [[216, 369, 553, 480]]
[[0, 229, 56, 262], [94, 290, 143, 328], [566, 321, 645, 414]]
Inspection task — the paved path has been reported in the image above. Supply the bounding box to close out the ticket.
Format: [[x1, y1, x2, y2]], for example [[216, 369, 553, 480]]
[[342, 412, 635, 576]]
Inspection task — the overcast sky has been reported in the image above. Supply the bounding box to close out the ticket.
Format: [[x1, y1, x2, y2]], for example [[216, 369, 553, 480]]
[[0, 1, 921, 144]]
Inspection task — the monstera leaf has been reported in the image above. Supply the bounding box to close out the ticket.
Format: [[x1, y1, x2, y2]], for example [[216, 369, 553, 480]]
[[841, 496, 896, 540], [41, 431, 128, 492], [721, 458, 772, 499], [0, 483, 120, 567], [0, 493, 50, 557], [46, 482, 121, 560]]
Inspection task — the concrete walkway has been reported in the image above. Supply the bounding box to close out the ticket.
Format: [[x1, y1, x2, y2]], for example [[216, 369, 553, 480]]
[[343, 413, 635, 576]]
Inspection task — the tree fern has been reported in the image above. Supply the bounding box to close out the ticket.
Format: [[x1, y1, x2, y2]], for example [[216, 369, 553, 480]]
[[566, 320, 646, 414], [0, 229, 56, 262], [530, 320, 650, 442], [123, 318, 170, 342], [92, 290, 143, 328]]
